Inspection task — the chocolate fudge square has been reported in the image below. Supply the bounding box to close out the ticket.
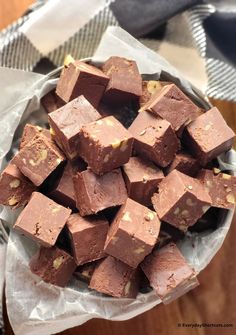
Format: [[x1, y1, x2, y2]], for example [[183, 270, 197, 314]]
[[20, 124, 51, 149], [67, 213, 109, 265], [14, 192, 71, 247], [48, 95, 101, 159], [166, 152, 200, 177], [102, 56, 142, 104], [30, 246, 76, 287], [73, 168, 127, 216], [142, 83, 200, 136], [141, 242, 196, 301], [12, 134, 65, 186], [198, 169, 236, 209], [184, 107, 235, 166], [122, 156, 164, 206], [89, 256, 140, 298], [152, 169, 212, 231], [41, 89, 65, 114], [105, 198, 161, 268], [56, 60, 109, 107], [79, 116, 133, 175], [129, 111, 179, 168], [49, 162, 76, 209], [0, 163, 36, 208]]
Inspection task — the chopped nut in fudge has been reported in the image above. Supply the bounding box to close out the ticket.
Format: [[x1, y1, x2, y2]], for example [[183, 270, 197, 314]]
[[14, 192, 71, 247], [29, 246, 76, 287], [73, 168, 127, 216], [67, 213, 109, 265], [141, 242, 198, 303], [48, 95, 101, 159], [105, 198, 161, 268], [139, 80, 168, 107], [79, 116, 133, 175], [152, 169, 212, 231], [129, 110, 179, 168], [198, 169, 236, 209], [122, 156, 164, 206], [166, 152, 200, 177], [184, 107, 235, 166], [142, 83, 201, 136], [102, 56, 142, 104], [0, 163, 36, 208], [89, 256, 140, 298], [56, 60, 109, 107], [12, 134, 65, 186]]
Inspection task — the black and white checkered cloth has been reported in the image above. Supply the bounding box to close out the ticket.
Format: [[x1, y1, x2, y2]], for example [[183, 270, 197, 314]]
[[0, 0, 236, 332], [0, 0, 236, 100]]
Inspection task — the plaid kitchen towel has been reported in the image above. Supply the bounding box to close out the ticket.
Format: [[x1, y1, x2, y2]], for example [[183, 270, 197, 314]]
[[1, 0, 236, 100]]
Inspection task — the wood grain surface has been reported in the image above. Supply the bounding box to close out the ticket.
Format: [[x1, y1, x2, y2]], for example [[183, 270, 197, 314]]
[[1, 2, 236, 335]]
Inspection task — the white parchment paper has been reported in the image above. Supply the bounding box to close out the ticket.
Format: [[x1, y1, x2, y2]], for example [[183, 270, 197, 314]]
[[1, 27, 235, 335]]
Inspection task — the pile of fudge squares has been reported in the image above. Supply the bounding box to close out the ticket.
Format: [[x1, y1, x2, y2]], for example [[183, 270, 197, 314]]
[[0, 56, 236, 302]]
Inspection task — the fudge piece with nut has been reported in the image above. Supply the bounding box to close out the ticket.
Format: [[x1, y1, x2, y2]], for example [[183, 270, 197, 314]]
[[142, 83, 201, 136], [0, 163, 36, 208], [198, 168, 236, 209], [152, 169, 212, 231], [12, 134, 65, 186], [48, 95, 101, 159], [29, 246, 76, 287], [79, 116, 133, 175], [56, 60, 109, 107], [129, 111, 179, 168], [102, 56, 142, 104], [105, 198, 161, 268], [122, 156, 164, 206], [184, 107, 235, 166]]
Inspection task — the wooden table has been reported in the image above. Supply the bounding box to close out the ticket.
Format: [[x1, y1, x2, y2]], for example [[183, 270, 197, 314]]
[[1, 2, 236, 335]]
